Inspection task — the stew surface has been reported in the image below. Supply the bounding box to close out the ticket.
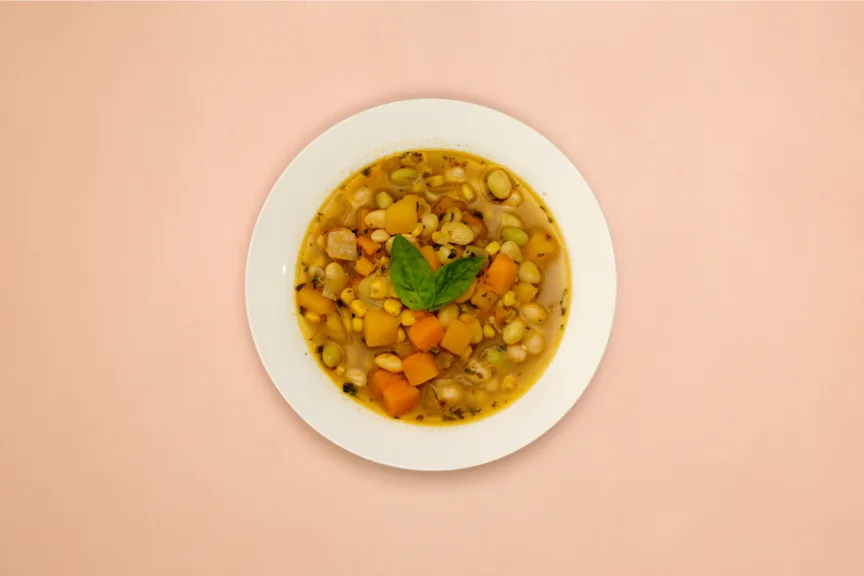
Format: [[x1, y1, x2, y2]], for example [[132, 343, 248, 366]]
[[295, 150, 570, 425]]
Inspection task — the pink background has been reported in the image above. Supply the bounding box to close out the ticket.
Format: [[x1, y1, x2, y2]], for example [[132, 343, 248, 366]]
[[2, 3, 863, 575]]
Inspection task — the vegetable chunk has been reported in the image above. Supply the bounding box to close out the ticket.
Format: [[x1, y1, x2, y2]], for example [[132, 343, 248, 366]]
[[326, 229, 358, 260], [408, 315, 444, 351], [523, 230, 560, 269], [483, 253, 518, 295], [369, 370, 408, 399], [402, 352, 440, 386], [385, 197, 419, 235], [364, 308, 401, 347], [297, 285, 336, 315], [440, 318, 474, 356], [383, 381, 420, 416]]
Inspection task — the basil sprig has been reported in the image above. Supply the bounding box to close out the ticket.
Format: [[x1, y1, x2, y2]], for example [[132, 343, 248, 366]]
[[390, 235, 484, 311]]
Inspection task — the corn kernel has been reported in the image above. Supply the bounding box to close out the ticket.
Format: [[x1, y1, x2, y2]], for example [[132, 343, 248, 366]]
[[351, 317, 363, 332], [461, 183, 476, 202], [384, 298, 403, 316], [502, 291, 517, 307], [483, 324, 496, 339], [431, 231, 447, 244], [303, 311, 321, 324], [411, 223, 424, 237], [460, 346, 473, 360], [370, 278, 387, 299], [335, 366, 346, 375], [397, 327, 407, 343], [349, 299, 367, 318], [485, 241, 501, 255], [400, 310, 417, 326], [340, 288, 356, 306]]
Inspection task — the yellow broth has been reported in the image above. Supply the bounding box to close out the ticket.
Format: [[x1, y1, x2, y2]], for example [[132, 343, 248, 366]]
[[294, 150, 570, 425]]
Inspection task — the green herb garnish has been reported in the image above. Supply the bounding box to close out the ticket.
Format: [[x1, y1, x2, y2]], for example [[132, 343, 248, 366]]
[[390, 235, 484, 311]]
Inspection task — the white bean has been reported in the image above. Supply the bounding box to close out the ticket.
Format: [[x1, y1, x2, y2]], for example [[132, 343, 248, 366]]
[[364, 209, 386, 229], [500, 240, 523, 262], [374, 353, 403, 373], [370, 229, 391, 243], [506, 344, 527, 363], [502, 318, 527, 344], [346, 369, 367, 387], [523, 329, 546, 355], [439, 387, 462, 402], [521, 302, 548, 324], [465, 360, 491, 381], [500, 213, 524, 229], [442, 221, 475, 245], [421, 213, 439, 232]]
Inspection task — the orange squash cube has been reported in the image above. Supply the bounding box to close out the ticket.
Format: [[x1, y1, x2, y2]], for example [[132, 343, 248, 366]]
[[297, 284, 336, 315], [470, 283, 499, 311], [356, 236, 381, 256], [385, 197, 419, 235], [382, 381, 420, 416], [483, 253, 519, 295], [402, 352, 440, 386], [523, 230, 560, 269], [408, 315, 444, 351], [354, 257, 375, 276], [363, 309, 401, 347], [369, 370, 408, 399], [440, 318, 474, 356]]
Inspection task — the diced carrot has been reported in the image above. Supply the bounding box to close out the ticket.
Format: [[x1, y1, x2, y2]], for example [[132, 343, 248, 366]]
[[369, 370, 408, 399], [470, 282, 499, 311], [382, 381, 420, 416], [297, 284, 336, 315], [419, 245, 441, 271], [522, 230, 560, 269], [357, 236, 381, 256], [402, 352, 440, 386], [440, 318, 474, 356], [408, 315, 444, 351], [483, 253, 518, 295], [354, 257, 375, 276], [364, 309, 401, 347]]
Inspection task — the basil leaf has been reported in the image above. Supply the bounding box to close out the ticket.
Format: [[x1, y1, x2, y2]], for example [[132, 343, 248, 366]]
[[390, 235, 434, 310], [428, 256, 485, 310], [390, 235, 485, 312]]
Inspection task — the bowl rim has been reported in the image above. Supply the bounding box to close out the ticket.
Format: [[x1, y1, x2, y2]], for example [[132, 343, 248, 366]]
[[246, 98, 617, 471]]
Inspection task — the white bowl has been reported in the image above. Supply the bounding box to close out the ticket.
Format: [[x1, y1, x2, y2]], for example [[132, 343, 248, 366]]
[[246, 99, 616, 471]]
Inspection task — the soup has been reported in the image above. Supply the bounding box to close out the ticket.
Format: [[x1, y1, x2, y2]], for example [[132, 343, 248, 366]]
[[294, 150, 569, 425]]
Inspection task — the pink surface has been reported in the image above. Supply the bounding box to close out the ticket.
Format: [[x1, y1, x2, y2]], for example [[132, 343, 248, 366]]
[[1, 3, 863, 575]]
